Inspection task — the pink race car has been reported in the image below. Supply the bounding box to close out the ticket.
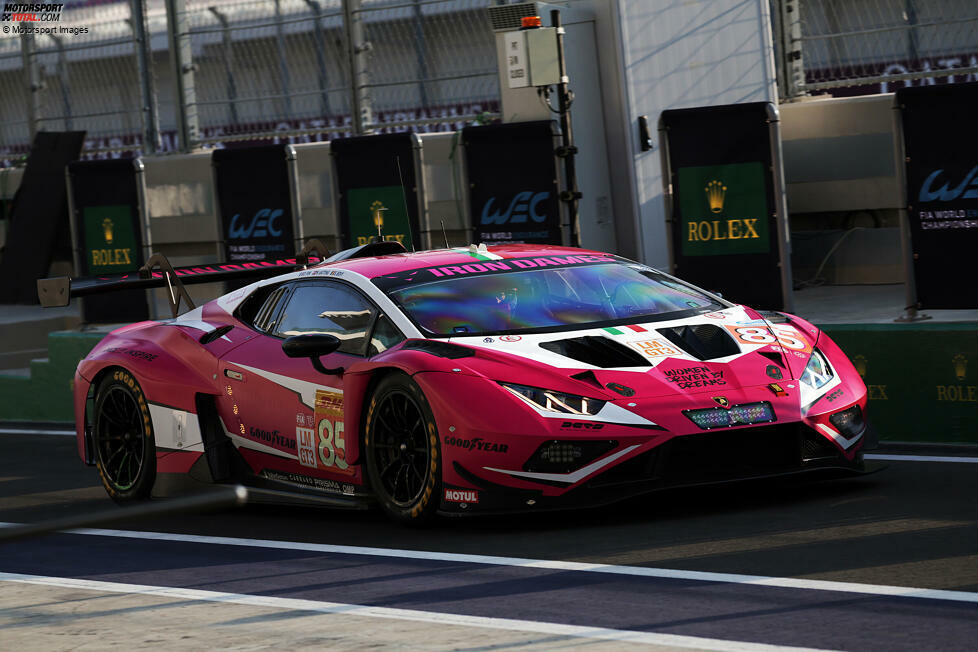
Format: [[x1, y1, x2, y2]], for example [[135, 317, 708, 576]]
[[42, 242, 874, 523]]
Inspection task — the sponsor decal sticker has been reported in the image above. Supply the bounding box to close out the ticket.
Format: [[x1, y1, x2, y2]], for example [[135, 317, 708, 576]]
[[444, 435, 508, 453], [105, 347, 158, 362], [499, 335, 522, 342], [725, 324, 811, 352], [824, 388, 844, 403], [662, 366, 726, 390], [712, 396, 729, 407], [560, 421, 605, 430], [444, 488, 479, 503], [296, 427, 318, 468], [630, 339, 680, 358], [249, 427, 296, 450], [315, 389, 352, 473]]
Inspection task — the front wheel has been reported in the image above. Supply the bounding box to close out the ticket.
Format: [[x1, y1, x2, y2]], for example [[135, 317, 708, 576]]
[[364, 373, 441, 524], [93, 369, 156, 502]]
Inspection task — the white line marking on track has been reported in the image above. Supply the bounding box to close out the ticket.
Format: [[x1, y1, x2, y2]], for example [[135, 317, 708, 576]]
[[865, 454, 978, 464], [0, 572, 833, 652], [0, 428, 74, 437], [5, 525, 977, 605]]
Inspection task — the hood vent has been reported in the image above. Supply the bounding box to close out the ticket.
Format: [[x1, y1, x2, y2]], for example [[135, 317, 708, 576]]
[[541, 336, 651, 368], [656, 324, 740, 361]]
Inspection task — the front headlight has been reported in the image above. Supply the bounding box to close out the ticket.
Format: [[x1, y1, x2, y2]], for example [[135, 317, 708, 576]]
[[500, 382, 606, 415], [800, 348, 834, 390]]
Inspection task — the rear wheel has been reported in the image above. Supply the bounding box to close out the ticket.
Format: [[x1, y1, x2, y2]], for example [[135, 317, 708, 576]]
[[364, 373, 441, 524], [93, 369, 156, 502]]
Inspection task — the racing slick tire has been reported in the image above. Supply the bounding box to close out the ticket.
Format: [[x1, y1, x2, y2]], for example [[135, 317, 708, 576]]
[[364, 372, 442, 524], [92, 369, 156, 503]]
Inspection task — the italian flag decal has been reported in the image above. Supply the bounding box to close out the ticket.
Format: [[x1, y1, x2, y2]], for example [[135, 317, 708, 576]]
[[603, 325, 648, 335], [451, 246, 504, 261]]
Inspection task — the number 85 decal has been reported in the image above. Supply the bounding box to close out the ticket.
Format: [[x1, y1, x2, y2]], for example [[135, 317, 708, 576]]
[[725, 325, 811, 352]]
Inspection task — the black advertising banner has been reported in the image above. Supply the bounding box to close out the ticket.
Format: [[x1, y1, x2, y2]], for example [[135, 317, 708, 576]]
[[213, 145, 296, 264], [898, 82, 978, 309], [0, 131, 85, 304], [660, 103, 786, 310], [68, 158, 149, 323], [331, 133, 420, 249], [463, 121, 561, 245]]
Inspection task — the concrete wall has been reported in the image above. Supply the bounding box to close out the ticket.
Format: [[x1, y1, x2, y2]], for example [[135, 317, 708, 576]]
[[606, 0, 779, 267]]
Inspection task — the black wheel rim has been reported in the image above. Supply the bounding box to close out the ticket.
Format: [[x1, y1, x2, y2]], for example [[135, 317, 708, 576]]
[[371, 390, 431, 507], [96, 386, 145, 491]]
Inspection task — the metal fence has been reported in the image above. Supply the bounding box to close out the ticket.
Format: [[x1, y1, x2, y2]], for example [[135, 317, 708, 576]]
[[0, 0, 500, 165], [777, 0, 978, 98]]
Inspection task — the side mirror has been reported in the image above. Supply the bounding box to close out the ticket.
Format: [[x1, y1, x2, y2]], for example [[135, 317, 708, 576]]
[[282, 333, 344, 375]]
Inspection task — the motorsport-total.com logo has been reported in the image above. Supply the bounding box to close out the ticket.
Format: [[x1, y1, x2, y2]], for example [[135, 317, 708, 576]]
[[1, 3, 63, 21]]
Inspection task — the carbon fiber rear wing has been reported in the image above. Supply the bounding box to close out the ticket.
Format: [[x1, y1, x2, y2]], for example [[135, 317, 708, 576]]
[[37, 239, 331, 318]]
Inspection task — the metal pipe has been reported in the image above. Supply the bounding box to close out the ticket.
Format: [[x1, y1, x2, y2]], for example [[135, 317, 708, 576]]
[[131, 0, 161, 154], [551, 9, 580, 247], [19, 24, 43, 142], [342, 0, 372, 134], [209, 6, 239, 125], [303, 0, 333, 117], [275, 0, 292, 119]]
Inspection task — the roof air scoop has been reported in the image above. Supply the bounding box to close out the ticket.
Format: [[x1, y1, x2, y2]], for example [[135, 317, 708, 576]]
[[656, 324, 740, 361]]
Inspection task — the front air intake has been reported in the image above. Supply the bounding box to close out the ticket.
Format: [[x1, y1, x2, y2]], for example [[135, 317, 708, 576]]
[[657, 324, 740, 361], [540, 336, 651, 368]]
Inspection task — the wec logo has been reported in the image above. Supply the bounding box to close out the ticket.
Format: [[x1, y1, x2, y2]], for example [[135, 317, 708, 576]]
[[919, 165, 978, 202], [480, 191, 549, 225], [229, 208, 284, 239]]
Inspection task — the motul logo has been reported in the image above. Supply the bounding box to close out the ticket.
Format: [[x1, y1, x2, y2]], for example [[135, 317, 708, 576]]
[[444, 488, 479, 503]]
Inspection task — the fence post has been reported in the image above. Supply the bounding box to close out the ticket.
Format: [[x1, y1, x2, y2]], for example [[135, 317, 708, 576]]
[[165, 0, 199, 152], [777, 0, 806, 99], [131, 0, 161, 154], [48, 35, 72, 131], [342, 0, 372, 134], [208, 7, 239, 126], [412, 0, 429, 109], [303, 0, 332, 117], [274, 0, 292, 120], [19, 24, 44, 142]]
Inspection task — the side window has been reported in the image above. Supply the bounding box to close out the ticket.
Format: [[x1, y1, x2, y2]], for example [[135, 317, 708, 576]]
[[275, 283, 377, 356], [253, 285, 289, 333], [368, 313, 406, 356]]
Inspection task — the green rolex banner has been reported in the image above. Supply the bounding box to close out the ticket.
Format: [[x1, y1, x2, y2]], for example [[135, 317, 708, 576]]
[[678, 162, 770, 257], [331, 133, 422, 250], [660, 102, 790, 310], [67, 158, 149, 323], [346, 186, 412, 247], [83, 205, 139, 274]]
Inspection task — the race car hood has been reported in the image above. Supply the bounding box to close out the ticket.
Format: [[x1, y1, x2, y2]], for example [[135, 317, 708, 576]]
[[446, 305, 819, 400]]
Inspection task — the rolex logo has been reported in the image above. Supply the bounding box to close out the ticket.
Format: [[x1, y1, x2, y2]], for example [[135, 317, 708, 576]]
[[705, 180, 726, 214], [370, 200, 387, 231], [953, 354, 967, 381], [102, 217, 114, 244], [853, 355, 867, 377]]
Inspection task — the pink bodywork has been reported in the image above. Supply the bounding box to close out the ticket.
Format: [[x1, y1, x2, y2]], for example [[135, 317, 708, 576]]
[[72, 244, 869, 507]]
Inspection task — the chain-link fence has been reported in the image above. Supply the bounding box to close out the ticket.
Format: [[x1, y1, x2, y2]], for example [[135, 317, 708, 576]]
[[0, 2, 161, 163], [0, 0, 500, 165], [777, 0, 978, 98]]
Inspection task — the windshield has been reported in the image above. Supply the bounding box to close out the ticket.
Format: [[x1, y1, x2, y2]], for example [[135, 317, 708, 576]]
[[387, 263, 722, 336]]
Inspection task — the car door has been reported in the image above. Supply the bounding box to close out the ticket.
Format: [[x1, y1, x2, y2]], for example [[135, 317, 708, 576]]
[[216, 279, 388, 492]]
